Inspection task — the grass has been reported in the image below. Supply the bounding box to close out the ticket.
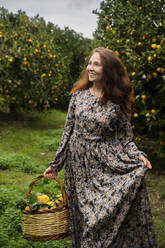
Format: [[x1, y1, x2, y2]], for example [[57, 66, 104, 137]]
[[0, 110, 65, 173], [145, 172, 165, 247], [0, 109, 165, 247]]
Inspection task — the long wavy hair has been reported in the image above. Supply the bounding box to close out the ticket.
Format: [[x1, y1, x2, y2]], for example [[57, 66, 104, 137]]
[[70, 47, 135, 116]]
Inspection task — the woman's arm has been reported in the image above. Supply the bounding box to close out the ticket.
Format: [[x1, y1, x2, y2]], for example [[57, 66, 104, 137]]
[[48, 91, 78, 172], [117, 111, 152, 169]]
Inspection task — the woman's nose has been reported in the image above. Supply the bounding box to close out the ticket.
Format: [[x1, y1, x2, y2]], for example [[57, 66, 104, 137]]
[[88, 63, 94, 71]]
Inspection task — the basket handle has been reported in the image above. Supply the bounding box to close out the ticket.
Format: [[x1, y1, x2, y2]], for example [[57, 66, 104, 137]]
[[25, 174, 67, 205]]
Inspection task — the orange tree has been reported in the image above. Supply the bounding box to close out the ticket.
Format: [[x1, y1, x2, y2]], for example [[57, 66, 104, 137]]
[[51, 26, 92, 83], [93, 0, 165, 157], [0, 8, 91, 113]]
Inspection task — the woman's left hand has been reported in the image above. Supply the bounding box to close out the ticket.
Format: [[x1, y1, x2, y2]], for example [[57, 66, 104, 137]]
[[139, 155, 152, 169]]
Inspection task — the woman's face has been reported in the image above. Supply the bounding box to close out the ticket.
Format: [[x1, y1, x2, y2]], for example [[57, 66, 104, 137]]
[[87, 52, 103, 84]]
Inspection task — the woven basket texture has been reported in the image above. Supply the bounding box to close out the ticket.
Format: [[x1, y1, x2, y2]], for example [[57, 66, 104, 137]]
[[22, 209, 69, 236]]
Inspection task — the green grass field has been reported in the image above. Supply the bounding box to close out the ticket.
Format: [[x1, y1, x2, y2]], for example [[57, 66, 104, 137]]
[[0, 109, 164, 247]]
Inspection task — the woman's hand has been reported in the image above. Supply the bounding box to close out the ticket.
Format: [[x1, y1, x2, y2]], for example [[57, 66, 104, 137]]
[[139, 155, 152, 169], [43, 166, 57, 179]]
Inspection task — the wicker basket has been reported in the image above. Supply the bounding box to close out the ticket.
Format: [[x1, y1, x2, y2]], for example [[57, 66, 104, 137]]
[[21, 174, 70, 242]]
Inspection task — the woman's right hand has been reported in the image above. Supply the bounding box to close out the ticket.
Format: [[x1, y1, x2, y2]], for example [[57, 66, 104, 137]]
[[43, 166, 57, 180]]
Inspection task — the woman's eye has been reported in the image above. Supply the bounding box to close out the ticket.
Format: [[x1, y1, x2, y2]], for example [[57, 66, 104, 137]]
[[88, 62, 100, 66], [94, 63, 101, 66]]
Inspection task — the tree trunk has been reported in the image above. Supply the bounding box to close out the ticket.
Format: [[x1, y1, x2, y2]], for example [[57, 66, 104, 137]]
[[9, 103, 17, 114]]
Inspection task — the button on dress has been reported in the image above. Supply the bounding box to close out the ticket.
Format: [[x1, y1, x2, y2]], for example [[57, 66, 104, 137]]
[[50, 89, 157, 248]]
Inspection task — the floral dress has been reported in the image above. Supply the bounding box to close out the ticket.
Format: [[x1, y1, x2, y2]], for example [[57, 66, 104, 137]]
[[50, 89, 157, 248]]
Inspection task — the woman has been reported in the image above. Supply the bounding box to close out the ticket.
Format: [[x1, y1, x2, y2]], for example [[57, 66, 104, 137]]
[[44, 48, 157, 247]]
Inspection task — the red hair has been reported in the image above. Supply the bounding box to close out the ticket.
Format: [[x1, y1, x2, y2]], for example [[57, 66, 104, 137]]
[[70, 47, 135, 116]]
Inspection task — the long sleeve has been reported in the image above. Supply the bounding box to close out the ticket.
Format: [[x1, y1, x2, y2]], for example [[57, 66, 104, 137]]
[[49, 91, 78, 172], [117, 110, 147, 160]]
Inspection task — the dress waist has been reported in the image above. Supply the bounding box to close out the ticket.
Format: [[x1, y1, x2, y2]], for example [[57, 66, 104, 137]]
[[72, 129, 108, 141]]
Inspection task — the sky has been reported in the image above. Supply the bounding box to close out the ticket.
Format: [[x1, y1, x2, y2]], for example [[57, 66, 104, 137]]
[[0, 0, 102, 39]]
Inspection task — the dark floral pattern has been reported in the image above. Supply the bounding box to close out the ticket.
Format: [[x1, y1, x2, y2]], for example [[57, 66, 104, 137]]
[[50, 89, 157, 248]]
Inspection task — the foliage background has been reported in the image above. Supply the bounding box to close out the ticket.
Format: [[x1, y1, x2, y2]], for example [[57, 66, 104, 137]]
[[0, 7, 92, 113]]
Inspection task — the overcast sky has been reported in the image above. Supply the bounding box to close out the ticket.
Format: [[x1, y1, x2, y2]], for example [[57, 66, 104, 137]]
[[0, 0, 102, 39]]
